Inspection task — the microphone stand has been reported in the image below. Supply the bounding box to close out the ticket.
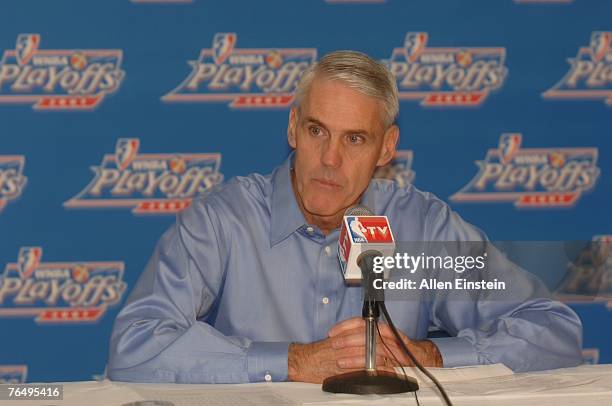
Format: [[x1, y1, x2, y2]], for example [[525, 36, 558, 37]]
[[322, 251, 419, 394]]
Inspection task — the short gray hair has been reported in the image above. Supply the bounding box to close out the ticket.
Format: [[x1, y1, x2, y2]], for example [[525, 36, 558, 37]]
[[293, 50, 399, 128]]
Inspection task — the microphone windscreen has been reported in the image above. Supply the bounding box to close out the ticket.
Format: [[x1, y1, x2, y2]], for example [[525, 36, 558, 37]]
[[344, 205, 374, 217]]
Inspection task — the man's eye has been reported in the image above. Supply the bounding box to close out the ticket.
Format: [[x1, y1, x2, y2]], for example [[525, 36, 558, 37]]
[[309, 126, 323, 136], [348, 134, 365, 144]]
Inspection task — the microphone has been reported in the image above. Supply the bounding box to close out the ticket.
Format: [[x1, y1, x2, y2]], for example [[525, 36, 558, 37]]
[[323, 206, 419, 395], [337, 205, 396, 284]]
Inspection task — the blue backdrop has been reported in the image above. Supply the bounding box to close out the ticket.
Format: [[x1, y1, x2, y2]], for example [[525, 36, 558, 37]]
[[0, 0, 610, 383]]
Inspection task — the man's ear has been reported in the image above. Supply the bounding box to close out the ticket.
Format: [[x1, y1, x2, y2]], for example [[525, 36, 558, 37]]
[[287, 107, 298, 149], [376, 124, 399, 167]]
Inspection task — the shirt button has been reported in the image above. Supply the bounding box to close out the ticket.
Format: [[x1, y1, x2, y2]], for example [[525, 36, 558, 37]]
[[324, 246, 332, 256], [306, 226, 314, 234], [322, 297, 330, 305], [264, 373, 272, 382]]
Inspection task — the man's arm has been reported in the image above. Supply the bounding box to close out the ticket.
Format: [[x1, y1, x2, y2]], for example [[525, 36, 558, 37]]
[[428, 295, 583, 372], [426, 204, 583, 372], [107, 199, 289, 383]]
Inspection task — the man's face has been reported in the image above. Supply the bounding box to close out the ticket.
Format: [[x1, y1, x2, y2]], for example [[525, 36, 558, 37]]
[[287, 78, 398, 223]]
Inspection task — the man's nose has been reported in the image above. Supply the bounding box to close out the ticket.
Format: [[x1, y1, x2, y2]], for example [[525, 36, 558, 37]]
[[321, 137, 343, 168]]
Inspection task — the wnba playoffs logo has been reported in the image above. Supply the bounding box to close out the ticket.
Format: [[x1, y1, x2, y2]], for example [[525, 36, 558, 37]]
[[0, 34, 124, 110], [383, 33, 507, 106], [64, 139, 223, 214], [544, 32, 612, 105], [0, 247, 126, 324], [163, 33, 316, 107], [451, 133, 600, 207], [0, 155, 27, 213]]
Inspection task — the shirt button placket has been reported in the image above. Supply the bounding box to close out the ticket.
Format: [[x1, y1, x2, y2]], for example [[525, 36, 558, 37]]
[[316, 242, 338, 338]]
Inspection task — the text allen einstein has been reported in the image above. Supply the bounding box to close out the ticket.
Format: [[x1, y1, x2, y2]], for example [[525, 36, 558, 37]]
[[374, 278, 506, 291]]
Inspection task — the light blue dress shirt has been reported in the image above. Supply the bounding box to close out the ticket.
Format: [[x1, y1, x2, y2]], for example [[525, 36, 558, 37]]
[[107, 153, 583, 383]]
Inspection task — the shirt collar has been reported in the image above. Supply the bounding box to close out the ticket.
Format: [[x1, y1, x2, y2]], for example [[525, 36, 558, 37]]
[[270, 152, 379, 247], [270, 152, 307, 247]]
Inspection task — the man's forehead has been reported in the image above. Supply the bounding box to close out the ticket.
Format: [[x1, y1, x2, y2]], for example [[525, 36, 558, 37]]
[[298, 78, 386, 132]]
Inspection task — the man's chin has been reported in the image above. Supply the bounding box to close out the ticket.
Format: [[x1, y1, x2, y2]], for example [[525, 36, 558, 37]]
[[302, 198, 348, 219]]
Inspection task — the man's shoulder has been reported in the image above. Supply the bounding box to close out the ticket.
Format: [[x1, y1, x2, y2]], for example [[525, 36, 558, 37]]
[[369, 179, 447, 218], [189, 170, 273, 215], [369, 179, 485, 240]]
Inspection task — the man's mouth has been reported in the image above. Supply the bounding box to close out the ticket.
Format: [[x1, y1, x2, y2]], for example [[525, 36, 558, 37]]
[[313, 178, 342, 189]]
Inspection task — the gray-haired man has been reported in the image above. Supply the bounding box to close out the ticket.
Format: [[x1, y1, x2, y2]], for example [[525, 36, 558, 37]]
[[108, 51, 582, 384]]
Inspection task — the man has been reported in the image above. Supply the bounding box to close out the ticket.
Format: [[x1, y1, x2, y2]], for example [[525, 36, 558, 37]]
[[107, 51, 583, 384]]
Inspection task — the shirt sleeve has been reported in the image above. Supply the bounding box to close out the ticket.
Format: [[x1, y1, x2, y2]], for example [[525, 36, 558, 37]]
[[107, 197, 290, 383], [426, 203, 583, 372]]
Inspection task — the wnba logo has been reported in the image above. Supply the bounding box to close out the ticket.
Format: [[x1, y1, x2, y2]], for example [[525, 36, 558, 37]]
[[0, 247, 126, 324], [0, 34, 124, 110], [544, 32, 612, 105], [383, 32, 507, 106], [451, 134, 600, 208], [64, 139, 223, 214], [163, 33, 317, 108]]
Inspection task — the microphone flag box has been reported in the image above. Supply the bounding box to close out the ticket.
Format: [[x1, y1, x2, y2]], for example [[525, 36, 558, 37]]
[[338, 215, 396, 283]]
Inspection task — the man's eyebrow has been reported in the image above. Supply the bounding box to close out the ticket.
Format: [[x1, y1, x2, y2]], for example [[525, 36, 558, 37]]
[[303, 117, 327, 129], [303, 116, 371, 136]]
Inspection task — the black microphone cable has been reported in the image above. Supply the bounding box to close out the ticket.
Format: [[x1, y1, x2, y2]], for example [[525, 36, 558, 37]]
[[378, 301, 454, 406], [375, 320, 421, 406]]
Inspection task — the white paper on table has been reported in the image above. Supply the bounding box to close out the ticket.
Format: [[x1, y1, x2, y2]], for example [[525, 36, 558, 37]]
[[128, 384, 295, 406], [393, 363, 514, 387], [443, 369, 612, 396]]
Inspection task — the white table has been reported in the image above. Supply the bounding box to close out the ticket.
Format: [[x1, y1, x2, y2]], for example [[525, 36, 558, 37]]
[[7, 364, 612, 406]]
